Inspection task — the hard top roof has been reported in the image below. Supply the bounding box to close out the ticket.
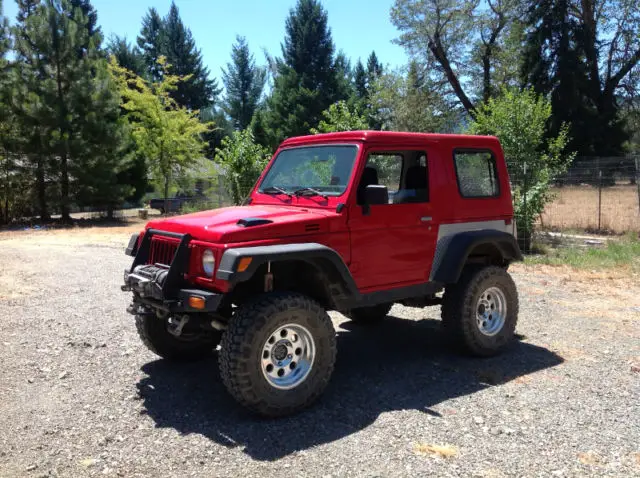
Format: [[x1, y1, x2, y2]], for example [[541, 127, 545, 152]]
[[280, 130, 500, 148]]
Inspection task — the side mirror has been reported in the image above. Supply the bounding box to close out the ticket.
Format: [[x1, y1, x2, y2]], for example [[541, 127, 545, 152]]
[[362, 185, 388, 215], [364, 184, 389, 205]]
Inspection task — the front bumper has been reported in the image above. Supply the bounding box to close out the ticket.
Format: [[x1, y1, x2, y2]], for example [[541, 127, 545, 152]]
[[122, 229, 222, 314]]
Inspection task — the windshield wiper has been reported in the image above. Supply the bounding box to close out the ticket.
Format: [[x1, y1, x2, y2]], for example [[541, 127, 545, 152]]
[[293, 187, 328, 199], [261, 186, 292, 197]]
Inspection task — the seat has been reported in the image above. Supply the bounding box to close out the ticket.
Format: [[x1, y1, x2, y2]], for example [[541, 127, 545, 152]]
[[357, 166, 379, 204], [394, 165, 428, 203]]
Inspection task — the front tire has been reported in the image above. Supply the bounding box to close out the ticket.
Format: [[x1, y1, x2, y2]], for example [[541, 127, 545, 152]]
[[219, 292, 337, 417], [441, 266, 518, 357], [135, 314, 220, 361], [347, 303, 392, 324]]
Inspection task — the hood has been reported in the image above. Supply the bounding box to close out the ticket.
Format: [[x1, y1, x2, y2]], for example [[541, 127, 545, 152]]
[[145, 205, 333, 243]]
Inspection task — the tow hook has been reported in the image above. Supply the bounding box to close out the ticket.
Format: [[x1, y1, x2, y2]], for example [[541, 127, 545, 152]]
[[168, 315, 189, 337]]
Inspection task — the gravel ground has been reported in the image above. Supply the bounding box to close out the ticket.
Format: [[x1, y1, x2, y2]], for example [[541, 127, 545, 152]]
[[0, 226, 638, 478]]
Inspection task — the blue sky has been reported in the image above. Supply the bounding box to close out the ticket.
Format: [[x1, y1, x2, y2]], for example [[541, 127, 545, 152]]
[[4, 0, 408, 85]]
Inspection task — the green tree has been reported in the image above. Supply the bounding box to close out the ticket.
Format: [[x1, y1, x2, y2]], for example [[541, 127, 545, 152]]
[[391, 0, 524, 118], [11, 0, 49, 220], [215, 130, 271, 205], [110, 57, 211, 213], [353, 60, 368, 102], [521, 0, 640, 156], [68, 0, 98, 36], [200, 105, 232, 159], [468, 88, 574, 248], [366, 51, 383, 82], [334, 50, 355, 103], [0, 0, 20, 223], [222, 36, 266, 130], [107, 35, 146, 77], [12, 0, 130, 220], [162, 2, 219, 110], [264, 0, 346, 144], [311, 101, 368, 134], [136, 7, 164, 81], [370, 63, 457, 133], [249, 108, 270, 149]]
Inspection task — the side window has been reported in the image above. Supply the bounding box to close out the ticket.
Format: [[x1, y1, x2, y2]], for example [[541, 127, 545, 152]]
[[454, 150, 500, 198], [358, 153, 403, 204], [358, 151, 430, 205], [367, 154, 403, 193]]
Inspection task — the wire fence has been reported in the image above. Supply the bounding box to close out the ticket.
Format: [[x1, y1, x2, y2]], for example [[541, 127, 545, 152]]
[[508, 156, 640, 242]]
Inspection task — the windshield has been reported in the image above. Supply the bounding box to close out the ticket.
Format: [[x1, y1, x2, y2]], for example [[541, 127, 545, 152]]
[[258, 145, 358, 196]]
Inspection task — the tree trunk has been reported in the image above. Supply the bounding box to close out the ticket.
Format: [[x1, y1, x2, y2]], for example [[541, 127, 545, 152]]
[[36, 155, 49, 221], [60, 153, 71, 222], [428, 36, 476, 118]]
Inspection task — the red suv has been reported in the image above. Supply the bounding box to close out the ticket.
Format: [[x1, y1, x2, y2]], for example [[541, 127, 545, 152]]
[[123, 131, 522, 417]]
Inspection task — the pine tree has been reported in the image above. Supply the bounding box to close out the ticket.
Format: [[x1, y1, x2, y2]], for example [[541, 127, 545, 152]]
[[107, 35, 146, 77], [136, 7, 164, 82], [334, 51, 354, 102], [12, 0, 51, 220], [222, 36, 266, 130], [366, 51, 383, 82], [521, 0, 595, 155], [264, 0, 346, 144], [162, 2, 219, 110], [353, 60, 367, 102], [68, 0, 99, 37], [13, 0, 131, 220], [249, 108, 270, 149], [0, 0, 17, 222]]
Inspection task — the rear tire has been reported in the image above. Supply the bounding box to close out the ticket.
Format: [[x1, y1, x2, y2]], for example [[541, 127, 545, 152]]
[[219, 292, 337, 417], [135, 314, 220, 361], [347, 303, 392, 324], [441, 266, 518, 356]]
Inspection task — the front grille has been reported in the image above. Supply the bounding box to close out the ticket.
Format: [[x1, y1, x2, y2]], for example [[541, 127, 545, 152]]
[[148, 237, 178, 266]]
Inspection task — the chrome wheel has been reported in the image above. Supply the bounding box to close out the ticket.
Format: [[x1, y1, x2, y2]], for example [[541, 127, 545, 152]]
[[476, 286, 507, 336], [261, 323, 316, 390]]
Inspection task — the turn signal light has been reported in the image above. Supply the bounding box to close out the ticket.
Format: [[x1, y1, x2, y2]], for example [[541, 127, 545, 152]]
[[188, 296, 206, 310], [237, 257, 253, 272]]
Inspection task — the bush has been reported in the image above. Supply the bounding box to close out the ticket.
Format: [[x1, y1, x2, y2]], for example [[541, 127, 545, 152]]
[[215, 130, 271, 205], [468, 88, 575, 250]]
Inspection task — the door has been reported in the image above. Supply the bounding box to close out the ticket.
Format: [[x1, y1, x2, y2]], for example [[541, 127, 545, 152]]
[[348, 148, 437, 291]]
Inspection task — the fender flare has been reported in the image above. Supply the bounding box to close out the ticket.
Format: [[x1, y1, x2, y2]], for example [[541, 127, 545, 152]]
[[431, 230, 522, 284], [216, 243, 360, 303]]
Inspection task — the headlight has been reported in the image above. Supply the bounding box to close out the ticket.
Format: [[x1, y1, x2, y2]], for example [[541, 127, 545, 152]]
[[202, 249, 215, 277]]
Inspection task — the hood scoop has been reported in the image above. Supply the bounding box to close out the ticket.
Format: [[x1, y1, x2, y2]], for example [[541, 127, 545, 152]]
[[237, 217, 273, 227]]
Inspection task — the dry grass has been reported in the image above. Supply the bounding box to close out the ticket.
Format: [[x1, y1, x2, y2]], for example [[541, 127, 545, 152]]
[[541, 185, 640, 233], [413, 443, 458, 459]]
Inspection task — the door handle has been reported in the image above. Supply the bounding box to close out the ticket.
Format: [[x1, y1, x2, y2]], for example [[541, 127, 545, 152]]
[[420, 216, 432, 223]]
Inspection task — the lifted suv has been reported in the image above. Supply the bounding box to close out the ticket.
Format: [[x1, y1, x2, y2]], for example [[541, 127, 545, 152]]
[[123, 131, 522, 417]]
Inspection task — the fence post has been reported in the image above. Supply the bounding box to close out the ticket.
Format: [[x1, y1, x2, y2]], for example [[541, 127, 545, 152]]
[[598, 169, 602, 232], [636, 157, 640, 216]]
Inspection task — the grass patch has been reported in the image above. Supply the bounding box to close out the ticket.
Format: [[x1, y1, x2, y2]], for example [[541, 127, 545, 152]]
[[526, 234, 640, 271]]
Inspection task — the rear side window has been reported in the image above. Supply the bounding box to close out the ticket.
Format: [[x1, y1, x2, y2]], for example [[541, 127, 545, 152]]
[[454, 150, 500, 198]]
